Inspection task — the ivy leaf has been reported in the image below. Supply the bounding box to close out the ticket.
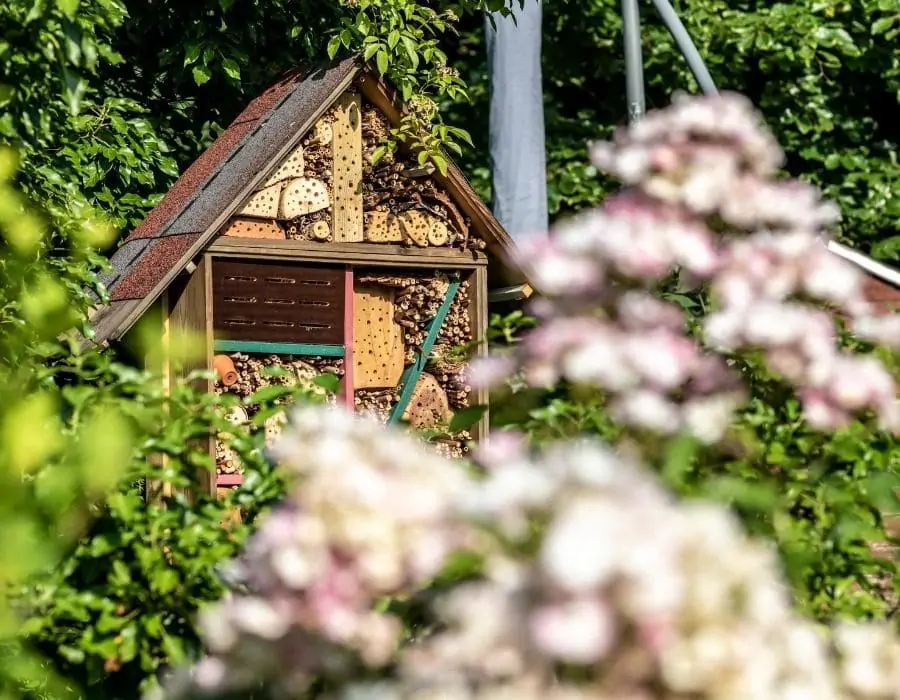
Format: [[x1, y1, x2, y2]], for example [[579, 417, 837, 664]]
[[183, 43, 200, 66], [222, 58, 241, 82], [192, 65, 211, 86]]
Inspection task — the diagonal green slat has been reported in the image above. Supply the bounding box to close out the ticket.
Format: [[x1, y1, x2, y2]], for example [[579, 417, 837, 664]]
[[389, 277, 462, 425]]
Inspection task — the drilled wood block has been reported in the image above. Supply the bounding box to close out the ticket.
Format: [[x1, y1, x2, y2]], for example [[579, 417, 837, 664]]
[[398, 210, 430, 247], [278, 177, 330, 219], [403, 373, 451, 429], [353, 284, 404, 389], [212, 259, 344, 344], [428, 218, 450, 246], [221, 217, 286, 240], [240, 183, 282, 218], [332, 91, 363, 242], [364, 210, 402, 243], [264, 143, 305, 187]]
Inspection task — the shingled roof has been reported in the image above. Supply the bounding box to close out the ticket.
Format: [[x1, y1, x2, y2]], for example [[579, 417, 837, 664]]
[[88, 56, 524, 346]]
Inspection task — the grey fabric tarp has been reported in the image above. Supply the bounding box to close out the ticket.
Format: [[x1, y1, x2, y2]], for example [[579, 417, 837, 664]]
[[484, 0, 548, 242]]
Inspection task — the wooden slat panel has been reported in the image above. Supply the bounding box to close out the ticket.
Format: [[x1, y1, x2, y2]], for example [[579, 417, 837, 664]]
[[331, 91, 364, 242], [212, 259, 344, 344]]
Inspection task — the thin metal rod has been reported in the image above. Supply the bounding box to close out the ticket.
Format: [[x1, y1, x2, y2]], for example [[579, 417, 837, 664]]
[[622, 0, 646, 123], [650, 0, 718, 95]]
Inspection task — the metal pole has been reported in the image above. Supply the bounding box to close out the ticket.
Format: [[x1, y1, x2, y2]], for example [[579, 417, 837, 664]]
[[650, 0, 718, 95], [622, 0, 646, 123]]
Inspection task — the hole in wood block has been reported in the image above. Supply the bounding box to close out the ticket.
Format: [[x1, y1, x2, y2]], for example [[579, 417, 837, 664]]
[[224, 296, 258, 304]]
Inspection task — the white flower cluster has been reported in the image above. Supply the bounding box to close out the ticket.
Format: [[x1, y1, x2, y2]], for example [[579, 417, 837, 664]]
[[157, 409, 900, 700], [163, 408, 471, 698], [470, 91, 900, 437]]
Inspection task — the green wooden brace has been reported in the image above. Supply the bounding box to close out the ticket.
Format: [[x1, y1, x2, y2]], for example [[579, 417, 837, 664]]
[[389, 277, 462, 425], [213, 340, 345, 357]]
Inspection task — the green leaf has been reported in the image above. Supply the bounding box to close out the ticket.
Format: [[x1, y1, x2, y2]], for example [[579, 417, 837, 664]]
[[449, 405, 487, 433], [866, 472, 900, 512], [376, 49, 389, 75], [59, 646, 85, 664], [222, 58, 241, 81], [153, 568, 179, 595], [662, 434, 699, 485], [183, 43, 201, 66], [387, 30, 401, 49], [56, 0, 79, 17], [249, 384, 294, 404], [327, 36, 341, 59], [431, 153, 448, 175], [192, 65, 212, 86], [312, 372, 340, 393], [363, 42, 380, 62], [872, 16, 896, 35]]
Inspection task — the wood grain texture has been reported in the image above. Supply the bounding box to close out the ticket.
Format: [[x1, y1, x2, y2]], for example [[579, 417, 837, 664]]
[[222, 218, 286, 240], [402, 373, 451, 429], [353, 284, 404, 389], [331, 91, 364, 242], [153, 260, 215, 502], [211, 258, 345, 344], [342, 267, 355, 407], [470, 265, 490, 441], [208, 236, 486, 268]]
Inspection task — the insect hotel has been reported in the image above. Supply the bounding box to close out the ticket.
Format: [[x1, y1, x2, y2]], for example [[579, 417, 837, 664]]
[[85, 57, 530, 498]]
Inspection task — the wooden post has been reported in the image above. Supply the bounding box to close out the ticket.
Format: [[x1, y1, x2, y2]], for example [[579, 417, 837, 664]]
[[331, 92, 364, 242], [162, 258, 215, 502], [342, 266, 355, 408], [470, 266, 490, 441]]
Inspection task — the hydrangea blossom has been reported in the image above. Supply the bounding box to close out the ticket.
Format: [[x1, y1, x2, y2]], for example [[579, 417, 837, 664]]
[[470, 92, 900, 438], [157, 409, 900, 700]]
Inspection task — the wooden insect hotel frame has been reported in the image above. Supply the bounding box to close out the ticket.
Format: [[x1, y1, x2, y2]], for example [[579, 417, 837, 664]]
[[86, 57, 530, 501]]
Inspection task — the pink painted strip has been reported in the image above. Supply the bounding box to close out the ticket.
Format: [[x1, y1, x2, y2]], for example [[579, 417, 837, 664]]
[[217, 473, 244, 486], [342, 266, 355, 410]]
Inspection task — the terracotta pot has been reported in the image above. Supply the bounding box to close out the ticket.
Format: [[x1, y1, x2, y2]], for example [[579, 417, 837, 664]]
[[213, 354, 239, 387]]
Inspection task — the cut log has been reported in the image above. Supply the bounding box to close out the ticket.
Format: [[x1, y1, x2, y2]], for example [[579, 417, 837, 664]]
[[305, 220, 330, 241], [398, 210, 430, 247], [364, 210, 403, 243], [403, 373, 452, 429], [263, 144, 305, 187], [278, 177, 330, 219], [240, 183, 282, 218], [332, 92, 364, 242], [353, 285, 405, 389], [221, 217, 285, 240], [427, 218, 450, 246]]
